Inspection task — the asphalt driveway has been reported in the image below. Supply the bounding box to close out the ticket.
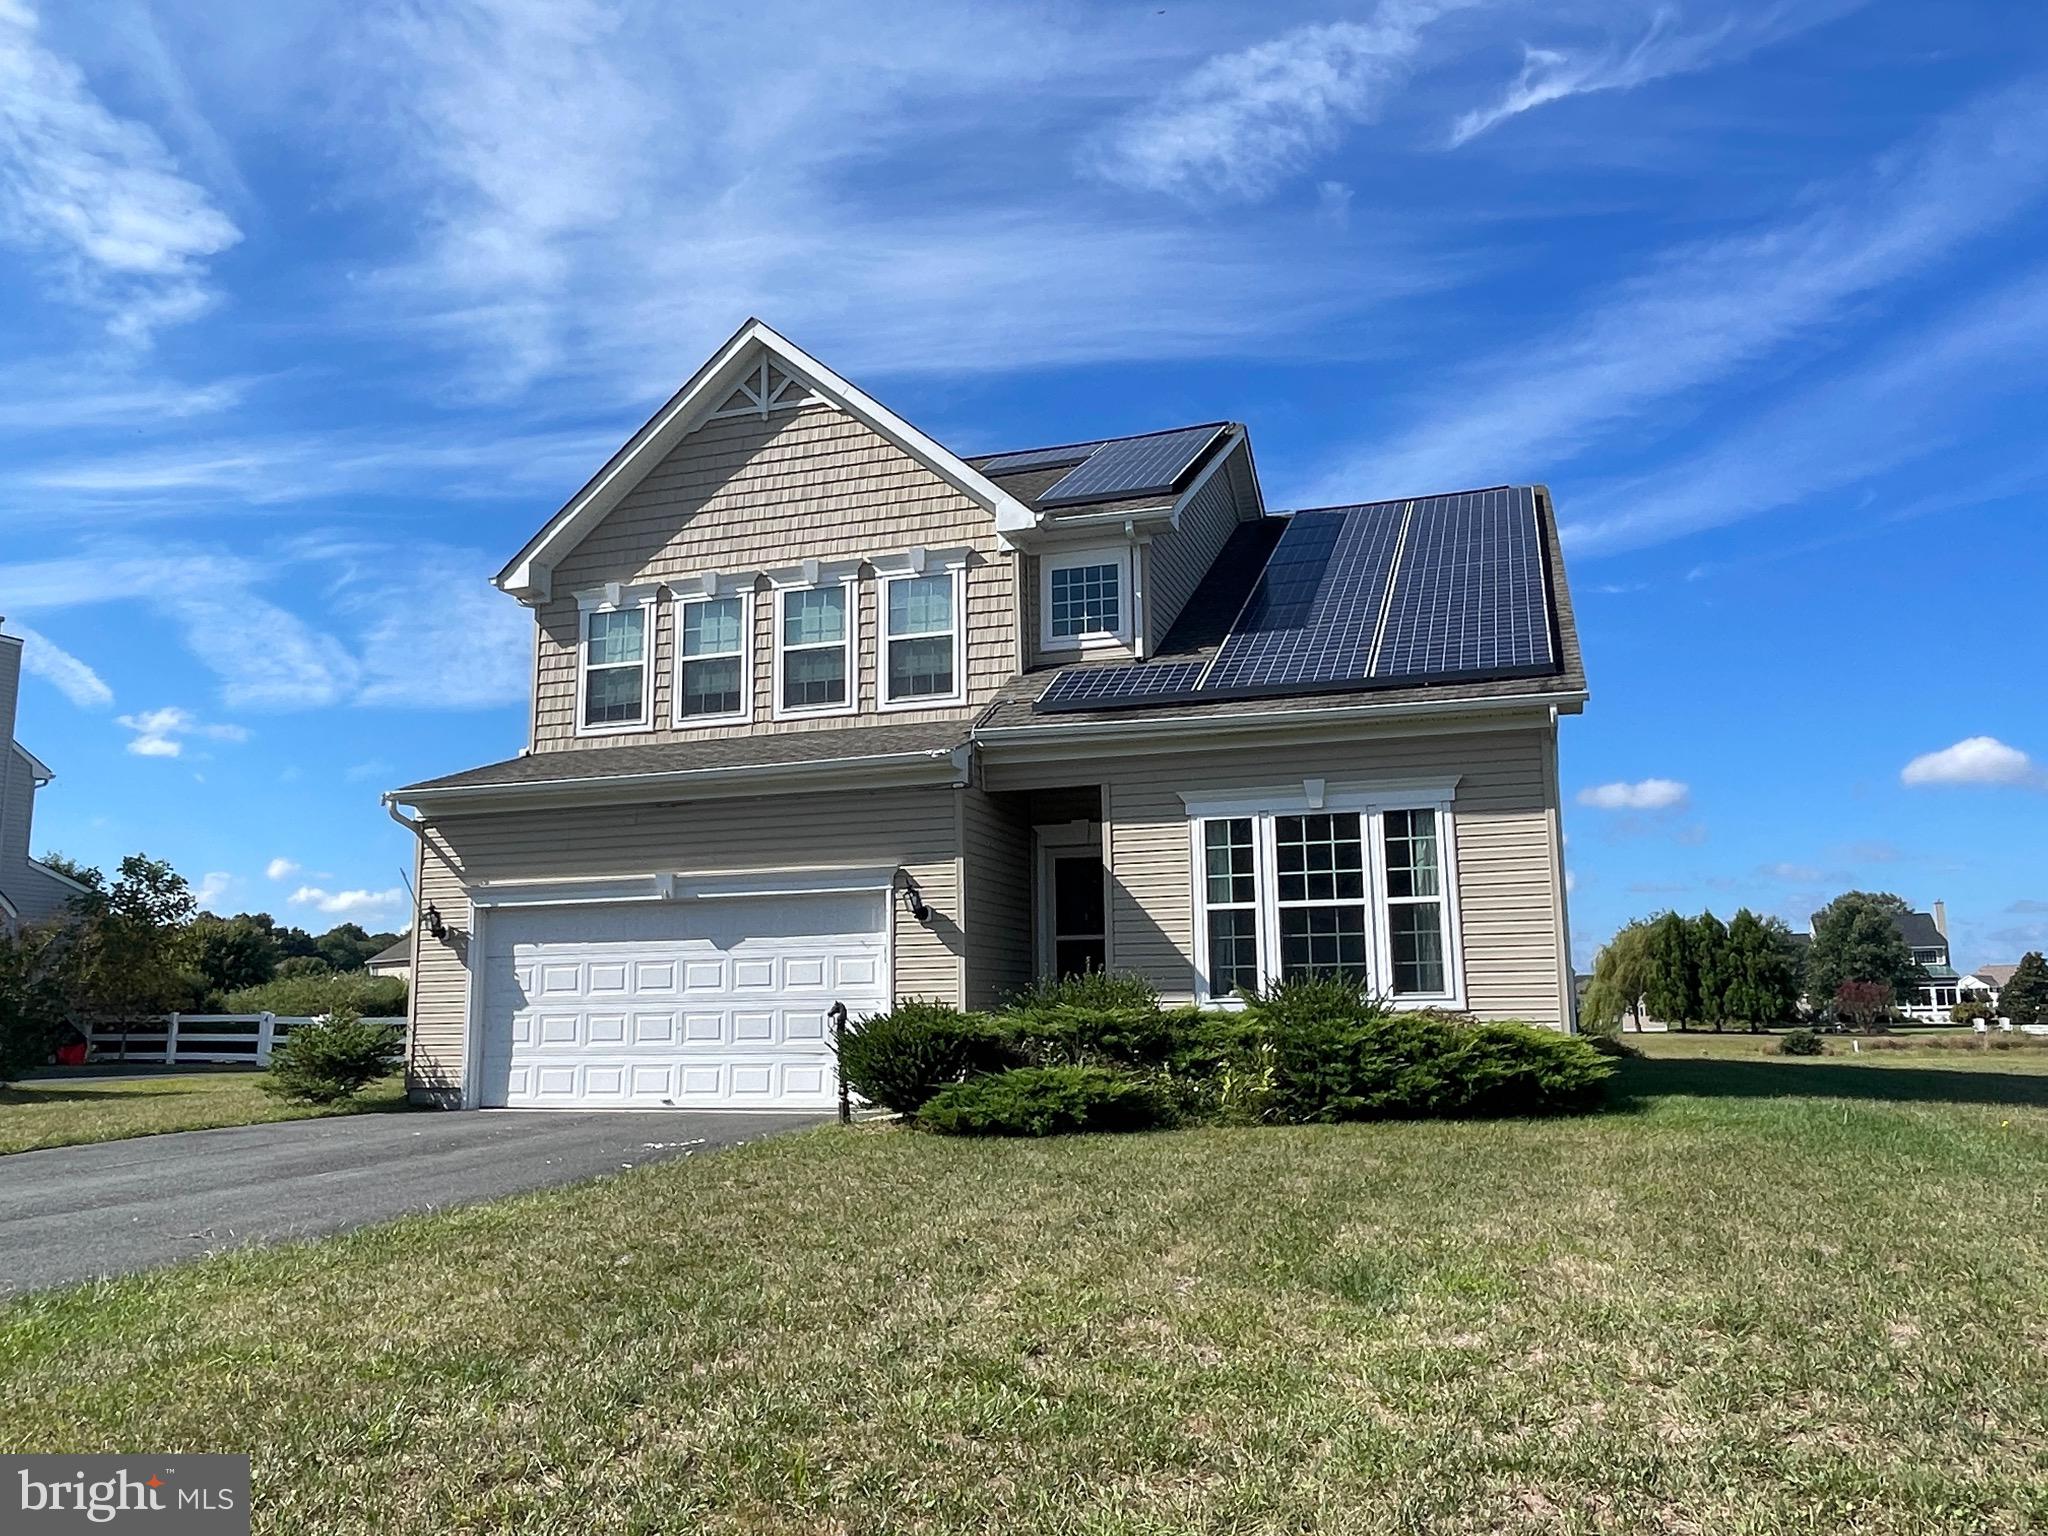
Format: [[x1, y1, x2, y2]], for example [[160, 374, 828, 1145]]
[[0, 1109, 826, 1297]]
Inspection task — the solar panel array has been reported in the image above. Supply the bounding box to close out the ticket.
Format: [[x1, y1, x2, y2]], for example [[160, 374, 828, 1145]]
[[1033, 485, 1557, 715], [1374, 486, 1549, 680], [1037, 425, 1228, 507], [974, 442, 1104, 476], [1035, 660, 1206, 711], [1200, 507, 1404, 693]]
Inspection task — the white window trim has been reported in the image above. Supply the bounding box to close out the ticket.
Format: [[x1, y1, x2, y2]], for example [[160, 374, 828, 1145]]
[[672, 587, 753, 728], [770, 565, 860, 721], [572, 582, 659, 737], [1040, 542, 1133, 653], [878, 558, 967, 711], [1185, 780, 1465, 1010]]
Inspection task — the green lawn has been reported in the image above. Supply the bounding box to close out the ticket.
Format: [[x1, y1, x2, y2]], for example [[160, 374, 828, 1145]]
[[1631, 1027, 2048, 1071], [4, 1056, 2046, 1533], [0, 1072, 411, 1155]]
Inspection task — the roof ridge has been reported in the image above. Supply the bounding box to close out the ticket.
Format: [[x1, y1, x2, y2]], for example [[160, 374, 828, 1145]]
[[968, 418, 1237, 465]]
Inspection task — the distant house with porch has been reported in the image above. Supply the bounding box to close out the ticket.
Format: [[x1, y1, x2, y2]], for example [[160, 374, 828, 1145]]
[[1799, 900, 1960, 1022]]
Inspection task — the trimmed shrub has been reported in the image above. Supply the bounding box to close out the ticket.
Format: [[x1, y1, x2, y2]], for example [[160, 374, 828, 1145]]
[[999, 971, 1190, 1069], [263, 1007, 402, 1103], [918, 1065, 1167, 1137], [226, 969, 407, 1021], [836, 1000, 1016, 1115], [1246, 978, 1610, 1122], [1779, 1027, 1824, 1056]]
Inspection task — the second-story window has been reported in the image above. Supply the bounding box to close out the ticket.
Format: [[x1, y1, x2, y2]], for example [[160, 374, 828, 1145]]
[[578, 591, 653, 732], [677, 595, 749, 724], [777, 584, 851, 714], [882, 570, 960, 706], [1041, 545, 1132, 651]]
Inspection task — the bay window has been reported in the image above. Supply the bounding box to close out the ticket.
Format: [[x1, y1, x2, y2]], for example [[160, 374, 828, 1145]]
[[1188, 788, 1461, 1005]]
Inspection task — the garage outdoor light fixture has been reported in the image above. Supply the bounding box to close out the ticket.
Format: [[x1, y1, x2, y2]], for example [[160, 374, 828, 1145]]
[[424, 902, 449, 941], [894, 872, 931, 925]]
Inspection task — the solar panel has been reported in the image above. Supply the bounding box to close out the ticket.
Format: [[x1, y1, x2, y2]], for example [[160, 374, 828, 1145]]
[[1035, 661, 1205, 713], [974, 441, 1104, 476], [1370, 487, 1553, 681], [1037, 425, 1227, 507], [1198, 505, 1405, 693]]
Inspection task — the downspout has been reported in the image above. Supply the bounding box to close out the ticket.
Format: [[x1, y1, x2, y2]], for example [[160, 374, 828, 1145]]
[[384, 793, 432, 1099]]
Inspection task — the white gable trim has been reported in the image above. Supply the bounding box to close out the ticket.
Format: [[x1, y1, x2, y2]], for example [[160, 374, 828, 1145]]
[[496, 319, 1034, 602], [12, 741, 53, 786]]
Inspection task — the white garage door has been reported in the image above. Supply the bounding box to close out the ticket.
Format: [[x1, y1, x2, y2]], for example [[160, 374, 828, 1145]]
[[478, 891, 889, 1109]]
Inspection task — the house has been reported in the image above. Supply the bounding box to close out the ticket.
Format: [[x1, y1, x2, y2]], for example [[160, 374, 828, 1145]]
[[387, 321, 1586, 1110], [365, 936, 413, 983], [1963, 964, 2017, 1008], [0, 626, 90, 937], [1800, 900, 1961, 1022]]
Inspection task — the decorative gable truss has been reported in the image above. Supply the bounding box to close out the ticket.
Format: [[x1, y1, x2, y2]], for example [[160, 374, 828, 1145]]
[[708, 357, 820, 420]]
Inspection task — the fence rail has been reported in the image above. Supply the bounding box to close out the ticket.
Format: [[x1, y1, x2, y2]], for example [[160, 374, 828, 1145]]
[[85, 1014, 405, 1067]]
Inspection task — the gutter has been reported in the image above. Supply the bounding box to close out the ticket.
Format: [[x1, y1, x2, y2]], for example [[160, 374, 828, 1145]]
[[387, 743, 972, 813], [971, 688, 1590, 749]]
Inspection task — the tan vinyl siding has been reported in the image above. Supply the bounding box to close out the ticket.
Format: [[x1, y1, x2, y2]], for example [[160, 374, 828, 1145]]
[[960, 784, 1033, 1010], [534, 405, 1015, 750], [408, 784, 964, 1101], [982, 724, 1568, 1026], [1144, 441, 1252, 651]]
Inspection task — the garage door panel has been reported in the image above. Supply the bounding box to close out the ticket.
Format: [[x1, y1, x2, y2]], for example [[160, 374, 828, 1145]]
[[479, 895, 889, 1109]]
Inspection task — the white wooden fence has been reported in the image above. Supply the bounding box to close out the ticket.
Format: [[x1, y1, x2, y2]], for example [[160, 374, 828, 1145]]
[[85, 1014, 406, 1067]]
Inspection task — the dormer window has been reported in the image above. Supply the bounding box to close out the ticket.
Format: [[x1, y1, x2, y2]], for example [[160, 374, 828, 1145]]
[[1041, 545, 1132, 651], [677, 594, 750, 724], [575, 585, 657, 734]]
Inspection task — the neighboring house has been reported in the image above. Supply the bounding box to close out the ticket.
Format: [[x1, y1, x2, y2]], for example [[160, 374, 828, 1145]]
[[1963, 963, 2017, 1009], [388, 321, 1586, 1110], [0, 626, 90, 937], [1801, 900, 1961, 1022], [365, 936, 413, 983]]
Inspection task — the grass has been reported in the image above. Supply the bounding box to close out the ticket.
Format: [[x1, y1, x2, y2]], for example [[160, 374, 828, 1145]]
[[0, 1071, 411, 1155], [4, 1055, 2047, 1533], [1630, 1027, 2048, 1072]]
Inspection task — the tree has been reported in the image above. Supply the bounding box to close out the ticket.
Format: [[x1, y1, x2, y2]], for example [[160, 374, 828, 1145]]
[[191, 914, 281, 998], [62, 854, 201, 1021], [2003, 952, 2048, 1029], [1721, 908, 1802, 1030], [1643, 911, 1700, 1030], [1833, 979, 1894, 1032], [1806, 891, 1922, 1006], [1692, 912, 1733, 1031], [36, 851, 100, 888], [314, 923, 394, 973], [1582, 919, 1656, 1032], [0, 927, 68, 1085]]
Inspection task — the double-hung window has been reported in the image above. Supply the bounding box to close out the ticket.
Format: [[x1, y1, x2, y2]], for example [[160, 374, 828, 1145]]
[[676, 594, 748, 724], [1041, 545, 1131, 650], [882, 568, 962, 706], [576, 586, 655, 733], [776, 582, 852, 715], [1189, 789, 1460, 1005]]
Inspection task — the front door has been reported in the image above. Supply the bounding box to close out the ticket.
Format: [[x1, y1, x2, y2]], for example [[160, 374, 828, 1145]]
[[1048, 853, 1107, 978]]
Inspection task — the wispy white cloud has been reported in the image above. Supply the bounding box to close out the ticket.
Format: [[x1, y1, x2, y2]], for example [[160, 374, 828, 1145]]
[[5, 620, 110, 707], [191, 869, 231, 909], [115, 704, 247, 758], [1309, 77, 2048, 505], [0, 0, 240, 339], [1447, 3, 1868, 146], [1564, 263, 2048, 551], [290, 884, 405, 920], [264, 857, 299, 882], [1578, 778, 1688, 811], [1090, 7, 1446, 203], [1901, 737, 2045, 791]]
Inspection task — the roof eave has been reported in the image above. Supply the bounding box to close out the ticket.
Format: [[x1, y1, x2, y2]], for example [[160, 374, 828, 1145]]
[[389, 742, 973, 814]]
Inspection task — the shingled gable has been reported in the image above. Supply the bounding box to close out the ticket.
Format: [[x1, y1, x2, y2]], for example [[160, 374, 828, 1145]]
[[494, 318, 1036, 603]]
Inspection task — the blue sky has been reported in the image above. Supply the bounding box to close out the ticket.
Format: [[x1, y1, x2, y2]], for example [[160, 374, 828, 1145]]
[[1, 0, 2043, 969]]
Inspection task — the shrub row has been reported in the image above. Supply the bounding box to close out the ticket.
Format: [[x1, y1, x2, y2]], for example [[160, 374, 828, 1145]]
[[839, 973, 1613, 1137]]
